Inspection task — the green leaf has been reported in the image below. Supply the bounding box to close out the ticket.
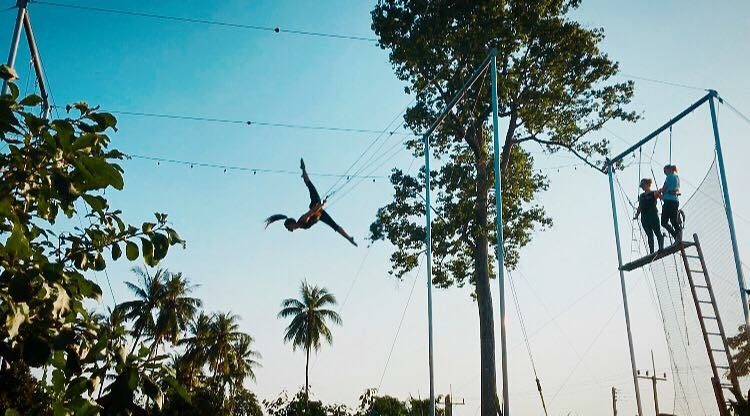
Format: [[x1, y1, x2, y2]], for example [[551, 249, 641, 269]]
[[164, 375, 191, 404], [142, 375, 164, 409], [141, 238, 154, 266], [78, 157, 124, 190], [111, 242, 122, 260], [125, 241, 138, 261], [0, 64, 18, 81], [52, 283, 71, 320], [82, 194, 107, 213], [5, 409, 20, 416], [5, 301, 28, 338], [93, 252, 106, 271], [6, 223, 31, 259], [141, 222, 155, 234], [166, 228, 185, 246], [23, 335, 52, 367], [151, 233, 169, 261], [19, 94, 43, 106]]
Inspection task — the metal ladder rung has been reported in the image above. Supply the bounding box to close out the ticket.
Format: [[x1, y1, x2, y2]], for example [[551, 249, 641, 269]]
[[711, 348, 728, 353], [694, 285, 709, 289], [702, 316, 718, 320], [685, 254, 701, 259], [697, 300, 714, 304], [717, 365, 731, 369], [689, 269, 705, 274], [707, 332, 724, 336]]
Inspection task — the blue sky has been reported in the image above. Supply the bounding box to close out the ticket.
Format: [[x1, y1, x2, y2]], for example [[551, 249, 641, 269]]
[[6, 1, 750, 414]]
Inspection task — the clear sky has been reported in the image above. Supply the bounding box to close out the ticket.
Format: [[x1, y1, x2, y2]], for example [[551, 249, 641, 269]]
[[5, 1, 750, 414]]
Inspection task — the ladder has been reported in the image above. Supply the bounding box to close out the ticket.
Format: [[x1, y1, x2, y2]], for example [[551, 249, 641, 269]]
[[679, 233, 741, 416]]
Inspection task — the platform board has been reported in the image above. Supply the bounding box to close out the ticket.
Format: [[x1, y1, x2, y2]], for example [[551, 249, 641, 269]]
[[619, 242, 695, 272]]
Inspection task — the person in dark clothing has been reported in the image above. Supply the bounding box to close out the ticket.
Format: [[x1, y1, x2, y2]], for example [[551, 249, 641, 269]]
[[634, 178, 664, 254], [265, 158, 358, 247], [660, 164, 682, 242]]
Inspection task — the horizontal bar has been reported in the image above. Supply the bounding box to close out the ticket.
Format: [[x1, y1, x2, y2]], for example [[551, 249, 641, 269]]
[[604, 91, 715, 169]]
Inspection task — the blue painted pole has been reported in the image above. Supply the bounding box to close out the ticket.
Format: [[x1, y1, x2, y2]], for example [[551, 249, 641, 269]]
[[708, 92, 750, 344], [607, 164, 644, 416], [424, 116, 436, 416], [489, 49, 509, 416], [1, 1, 28, 95]]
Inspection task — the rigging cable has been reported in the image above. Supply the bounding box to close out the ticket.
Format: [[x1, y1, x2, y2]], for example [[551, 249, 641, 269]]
[[506, 261, 549, 416], [378, 256, 423, 390], [32, 1, 378, 42]]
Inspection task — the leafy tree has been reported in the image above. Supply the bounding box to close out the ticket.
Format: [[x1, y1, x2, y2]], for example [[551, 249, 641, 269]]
[[0, 65, 185, 413], [0, 361, 53, 415], [728, 325, 750, 377], [370, 1, 636, 414], [263, 390, 333, 416], [278, 281, 342, 400], [161, 379, 262, 416]]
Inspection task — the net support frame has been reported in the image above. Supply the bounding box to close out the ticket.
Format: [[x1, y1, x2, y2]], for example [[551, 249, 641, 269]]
[[603, 89, 750, 414], [421, 51, 494, 416]]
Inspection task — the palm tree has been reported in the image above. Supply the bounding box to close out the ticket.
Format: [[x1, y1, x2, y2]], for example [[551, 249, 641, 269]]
[[115, 267, 167, 353], [206, 312, 244, 382], [278, 280, 342, 399], [115, 267, 201, 356], [178, 312, 214, 390], [150, 272, 202, 354]]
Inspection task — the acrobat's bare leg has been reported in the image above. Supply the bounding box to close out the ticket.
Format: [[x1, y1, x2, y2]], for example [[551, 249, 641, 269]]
[[337, 227, 357, 247], [320, 211, 357, 247]]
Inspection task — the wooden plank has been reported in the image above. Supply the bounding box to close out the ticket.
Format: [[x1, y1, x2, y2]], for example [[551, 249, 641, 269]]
[[619, 242, 695, 271]]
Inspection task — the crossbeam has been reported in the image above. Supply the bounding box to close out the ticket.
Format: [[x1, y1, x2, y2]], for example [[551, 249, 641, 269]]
[[603, 90, 715, 171]]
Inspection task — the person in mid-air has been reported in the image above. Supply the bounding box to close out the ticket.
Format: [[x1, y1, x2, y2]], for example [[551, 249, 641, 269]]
[[660, 164, 682, 242], [265, 158, 357, 247], [634, 178, 664, 254]]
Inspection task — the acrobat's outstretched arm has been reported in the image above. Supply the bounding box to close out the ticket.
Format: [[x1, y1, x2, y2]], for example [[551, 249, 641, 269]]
[[320, 211, 357, 247]]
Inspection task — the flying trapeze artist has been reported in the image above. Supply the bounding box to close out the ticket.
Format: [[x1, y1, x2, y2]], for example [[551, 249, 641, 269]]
[[265, 159, 358, 247]]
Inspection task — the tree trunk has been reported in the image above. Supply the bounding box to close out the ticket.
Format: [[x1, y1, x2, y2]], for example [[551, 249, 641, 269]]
[[475, 135, 499, 416], [305, 344, 310, 401]]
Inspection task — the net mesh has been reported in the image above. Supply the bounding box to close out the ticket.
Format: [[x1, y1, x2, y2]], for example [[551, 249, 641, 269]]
[[640, 158, 748, 415]]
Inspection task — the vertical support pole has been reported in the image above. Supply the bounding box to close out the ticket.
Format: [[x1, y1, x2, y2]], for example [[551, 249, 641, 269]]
[[607, 164, 644, 416], [22, 11, 50, 118], [423, 130, 436, 416], [612, 387, 618, 416], [709, 91, 750, 347], [489, 49, 509, 416], [1, 0, 28, 95]]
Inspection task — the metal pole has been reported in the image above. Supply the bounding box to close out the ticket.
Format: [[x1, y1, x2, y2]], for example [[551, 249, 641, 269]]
[[22, 11, 50, 118], [424, 120, 436, 416], [607, 164, 644, 416], [709, 92, 750, 346], [489, 49, 509, 416], [1, 0, 28, 95]]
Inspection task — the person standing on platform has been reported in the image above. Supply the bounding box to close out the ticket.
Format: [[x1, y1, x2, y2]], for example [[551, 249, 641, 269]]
[[634, 178, 664, 254]]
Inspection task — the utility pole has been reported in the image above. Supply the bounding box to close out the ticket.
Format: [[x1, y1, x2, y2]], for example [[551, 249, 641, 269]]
[[443, 389, 466, 416], [612, 387, 617, 416], [637, 351, 667, 416]]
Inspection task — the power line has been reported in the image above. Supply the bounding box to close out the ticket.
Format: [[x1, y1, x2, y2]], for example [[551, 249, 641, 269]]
[[127, 153, 388, 179], [32, 1, 378, 42], [59, 107, 413, 136]]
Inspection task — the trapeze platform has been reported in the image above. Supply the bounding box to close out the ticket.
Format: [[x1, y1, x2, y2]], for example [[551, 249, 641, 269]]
[[619, 241, 695, 272]]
